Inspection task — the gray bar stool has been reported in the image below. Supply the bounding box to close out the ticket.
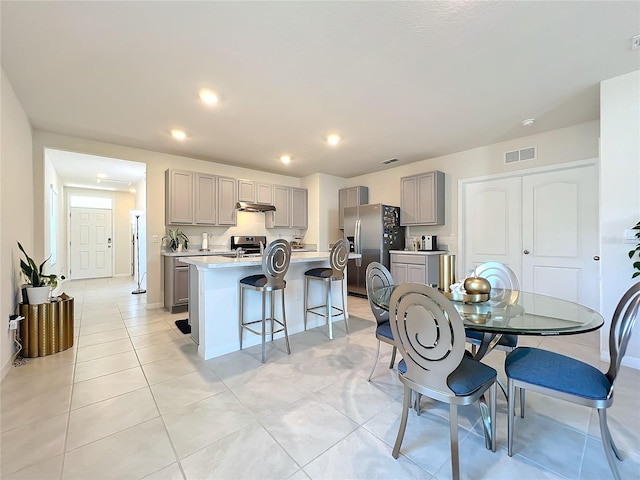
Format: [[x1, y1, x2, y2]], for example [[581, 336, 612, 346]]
[[238, 239, 291, 362], [303, 238, 349, 339]]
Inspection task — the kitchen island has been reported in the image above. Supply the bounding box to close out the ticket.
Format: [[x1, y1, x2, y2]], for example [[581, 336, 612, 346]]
[[181, 252, 359, 360]]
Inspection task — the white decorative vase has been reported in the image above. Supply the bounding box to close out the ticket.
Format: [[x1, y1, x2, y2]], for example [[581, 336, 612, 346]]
[[26, 286, 51, 304]]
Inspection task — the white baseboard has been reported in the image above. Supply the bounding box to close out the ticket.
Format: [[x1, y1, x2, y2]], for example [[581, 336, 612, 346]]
[[622, 355, 640, 370], [145, 302, 164, 310], [603, 350, 640, 370]]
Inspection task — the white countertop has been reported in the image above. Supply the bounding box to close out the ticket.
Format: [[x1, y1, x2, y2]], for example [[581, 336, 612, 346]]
[[180, 251, 360, 269], [162, 248, 316, 257], [390, 250, 448, 256]]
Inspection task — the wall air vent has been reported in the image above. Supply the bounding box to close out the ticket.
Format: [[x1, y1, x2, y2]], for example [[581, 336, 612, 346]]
[[504, 146, 536, 164], [381, 158, 399, 165]]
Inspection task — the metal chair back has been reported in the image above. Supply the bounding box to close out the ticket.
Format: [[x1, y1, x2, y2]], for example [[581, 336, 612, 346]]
[[366, 262, 394, 326], [329, 238, 349, 280], [607, 282, 640, 385], [261, 239, 291, 290], [475, 261, 520, 306], [389, 283, 466, 396]]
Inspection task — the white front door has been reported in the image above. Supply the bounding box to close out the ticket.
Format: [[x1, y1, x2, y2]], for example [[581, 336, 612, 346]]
[[70, 207, 113, 280], [461, 162, 599, 311]]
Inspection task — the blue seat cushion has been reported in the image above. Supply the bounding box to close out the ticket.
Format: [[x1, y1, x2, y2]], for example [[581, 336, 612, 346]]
[[376, 321, 394, 341], [305, 267, 333, 278], [240, 274, 267, 287], [398, 356, 496, 396], [466, 330, 517, 348], [505, 347, 611, 400]]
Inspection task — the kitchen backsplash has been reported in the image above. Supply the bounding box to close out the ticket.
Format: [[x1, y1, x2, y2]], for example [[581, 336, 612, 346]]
[[166, 213, 306, 251]]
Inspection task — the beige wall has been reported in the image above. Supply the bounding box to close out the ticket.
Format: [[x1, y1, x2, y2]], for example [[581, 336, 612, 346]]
[[1, 70, 34, 378], [600, 70, 640, 367], [347, 121, 600, 254]]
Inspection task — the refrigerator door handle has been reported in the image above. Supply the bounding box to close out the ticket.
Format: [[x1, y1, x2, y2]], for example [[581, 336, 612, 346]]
[[355, 219, 362, 267]]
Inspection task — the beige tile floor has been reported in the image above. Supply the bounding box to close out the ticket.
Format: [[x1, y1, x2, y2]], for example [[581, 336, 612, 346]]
[[1, 276, 638, 479]]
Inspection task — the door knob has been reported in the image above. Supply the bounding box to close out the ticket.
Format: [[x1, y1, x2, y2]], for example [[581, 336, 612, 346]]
[[523, 249, 530, 254], [593, 255, 600, 261]]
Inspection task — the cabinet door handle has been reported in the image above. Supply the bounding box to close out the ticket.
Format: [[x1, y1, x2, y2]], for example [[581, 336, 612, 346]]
[[593, 255, 600, 261], [523, 249, 530, 255]]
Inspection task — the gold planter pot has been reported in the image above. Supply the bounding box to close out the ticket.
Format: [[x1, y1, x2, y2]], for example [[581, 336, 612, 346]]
[[19, 296, 74, 357]]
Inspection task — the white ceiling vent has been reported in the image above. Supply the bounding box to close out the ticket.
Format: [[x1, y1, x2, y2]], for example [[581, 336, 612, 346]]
[[505, 146, 536, 164]]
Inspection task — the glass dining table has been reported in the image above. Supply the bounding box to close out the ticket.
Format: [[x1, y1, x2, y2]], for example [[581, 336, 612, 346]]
[[369, 285, 604, 360], [370, 285, 604, 450]]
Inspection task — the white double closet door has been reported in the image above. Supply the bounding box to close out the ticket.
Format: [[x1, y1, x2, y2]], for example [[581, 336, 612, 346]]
[[461, 161, 599, 311]]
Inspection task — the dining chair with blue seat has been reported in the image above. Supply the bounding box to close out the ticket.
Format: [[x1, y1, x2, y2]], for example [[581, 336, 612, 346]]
[[365, 262, 397, 381], [505, 282, 640, 480], [238, 239, 292, 363], [389, 283, 497, 480], [465, 261, 520, 354]]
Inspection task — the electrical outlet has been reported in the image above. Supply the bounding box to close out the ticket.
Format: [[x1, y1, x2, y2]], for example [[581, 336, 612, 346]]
[[633, 34, 640, 50], [152, 235, 159, 243], [9, 315, 24, 330]]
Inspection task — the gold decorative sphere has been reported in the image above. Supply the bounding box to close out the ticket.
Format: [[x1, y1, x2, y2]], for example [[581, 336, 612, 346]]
[[464, 276, 491, 295]]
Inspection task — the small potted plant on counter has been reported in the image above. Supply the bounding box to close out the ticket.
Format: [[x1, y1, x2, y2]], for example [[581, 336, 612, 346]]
[[18, 241, 65, 304], [165, 228, 189, 252]]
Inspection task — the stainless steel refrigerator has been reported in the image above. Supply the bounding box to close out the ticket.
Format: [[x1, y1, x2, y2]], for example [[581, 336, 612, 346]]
[[344, 203, 405, 296]]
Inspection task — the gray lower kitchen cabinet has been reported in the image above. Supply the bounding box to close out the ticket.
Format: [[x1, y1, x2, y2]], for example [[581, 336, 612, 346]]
[[400, 171, 445, 225], [164, 256, 190, 313], [265, 185, 308, 229], [390, 252, 441, 287], [338, 186, 368, 229]]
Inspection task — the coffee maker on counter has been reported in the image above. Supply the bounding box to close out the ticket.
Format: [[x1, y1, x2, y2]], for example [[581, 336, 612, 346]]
[[420, 235, 438, 251]]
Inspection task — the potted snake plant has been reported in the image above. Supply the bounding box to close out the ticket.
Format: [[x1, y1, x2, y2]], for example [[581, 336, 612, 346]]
[[18, 241, 65, 304]]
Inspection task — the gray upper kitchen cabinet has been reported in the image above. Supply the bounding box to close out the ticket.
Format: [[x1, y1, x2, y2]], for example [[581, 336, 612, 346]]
[[166, 169, 237, 226], [166, 170, 194, 224], [265, 185, 308, 229], [256, 183, 273, 204], [238, 180, 274, 205], [400, 171, 445, 226], [291, 187, 308, 229], [237, 179, 255, 202], [194, 173, 217, 224], [217, 176, 237, 225], [338, 186, 368, 229]]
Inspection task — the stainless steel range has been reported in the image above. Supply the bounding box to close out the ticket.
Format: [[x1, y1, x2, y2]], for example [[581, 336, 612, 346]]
[[230, 235, 267, 254]]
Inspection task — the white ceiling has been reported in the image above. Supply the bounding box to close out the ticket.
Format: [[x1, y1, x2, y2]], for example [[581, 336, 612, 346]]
[[2, 1, 639, 183]]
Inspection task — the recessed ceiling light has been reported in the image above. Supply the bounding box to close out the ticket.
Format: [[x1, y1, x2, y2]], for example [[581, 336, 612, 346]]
[[521, 118, 535, 127], [171, 129, 187, 140], [130, 188, 136, 193], [97, 173, 107, 178], [280, 155, 291, 164], [199, 89, 219, 105], [327, 134, 341, 146]]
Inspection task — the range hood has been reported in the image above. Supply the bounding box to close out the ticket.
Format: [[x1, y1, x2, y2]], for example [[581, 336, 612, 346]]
[[235, 202, 276, 213]]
